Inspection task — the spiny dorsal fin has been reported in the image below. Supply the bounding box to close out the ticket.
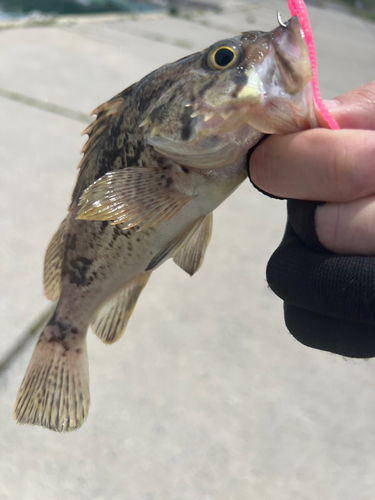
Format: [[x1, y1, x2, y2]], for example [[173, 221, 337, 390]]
[[173, 213, 213, 276], [43, 217, 67, 301], [77, 168, 193, 231], [77, 84, 136, 173], [77, 96, 124, 172], [91, 272, 150, 344], [13, 323, 90, 433], [146, 217, 205, 272]]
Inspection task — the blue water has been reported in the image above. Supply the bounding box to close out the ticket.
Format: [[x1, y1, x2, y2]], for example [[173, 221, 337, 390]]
[[0, 11, 27, 20], [0, 1, 157, 20]]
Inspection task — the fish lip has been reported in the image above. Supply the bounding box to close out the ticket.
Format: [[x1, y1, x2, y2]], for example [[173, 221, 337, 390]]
[[269, 16, 313, 94], [271, 16, 306, 57]]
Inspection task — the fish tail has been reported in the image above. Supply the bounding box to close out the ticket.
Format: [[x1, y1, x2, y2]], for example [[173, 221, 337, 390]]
[[13, 314, 90, 433]]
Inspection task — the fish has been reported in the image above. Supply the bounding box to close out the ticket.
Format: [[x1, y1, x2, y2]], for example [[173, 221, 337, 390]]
[[14, 15, 317, 432]]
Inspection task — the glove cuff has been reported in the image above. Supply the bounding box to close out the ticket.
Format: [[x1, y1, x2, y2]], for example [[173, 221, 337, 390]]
[[247, 136, 286, 201], [285, 303, 375, 358], [287, 199, 328, 253]]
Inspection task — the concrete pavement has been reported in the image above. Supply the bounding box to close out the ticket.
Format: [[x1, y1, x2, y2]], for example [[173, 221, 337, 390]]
[[1, 3, 375, 499]]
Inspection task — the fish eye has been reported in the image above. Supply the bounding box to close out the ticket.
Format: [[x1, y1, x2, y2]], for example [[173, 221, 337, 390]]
[[206, 41, 242, 71]]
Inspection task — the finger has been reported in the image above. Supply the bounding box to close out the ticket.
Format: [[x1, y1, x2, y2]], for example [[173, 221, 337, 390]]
[[315, 195, 375, 254], [318, 81, 375, 130], [250, 129, 375, 201]]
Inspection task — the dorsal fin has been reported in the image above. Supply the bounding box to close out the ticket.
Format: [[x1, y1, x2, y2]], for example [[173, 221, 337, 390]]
[[72, 84, 136, 205], [173, 213, 213, 276], [77, 94, 126, 173], [91, 272, 150, 344], [78, 83, 136, 171], [43, 217, 68, 301]]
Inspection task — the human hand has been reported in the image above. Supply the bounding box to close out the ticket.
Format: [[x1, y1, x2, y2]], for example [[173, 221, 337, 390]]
[[248, 82, 375, 357]]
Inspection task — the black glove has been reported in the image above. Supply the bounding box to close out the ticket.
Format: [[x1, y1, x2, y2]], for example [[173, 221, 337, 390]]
[[247, 149, 375, 358], [267, 199, 375, 358]]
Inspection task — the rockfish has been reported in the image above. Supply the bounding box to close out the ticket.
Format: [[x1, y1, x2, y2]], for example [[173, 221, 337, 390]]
[[14, 16, 317, 432]]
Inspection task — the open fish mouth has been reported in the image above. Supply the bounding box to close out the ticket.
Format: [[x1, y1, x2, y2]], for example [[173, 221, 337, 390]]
[[192, 16, 316, 136], [144, 16, 317, 170]]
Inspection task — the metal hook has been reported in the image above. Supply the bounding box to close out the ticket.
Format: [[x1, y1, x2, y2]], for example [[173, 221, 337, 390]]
[[277, 11, 287, 28]]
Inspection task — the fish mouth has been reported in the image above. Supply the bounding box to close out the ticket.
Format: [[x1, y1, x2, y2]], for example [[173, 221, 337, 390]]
[[186, 16, 316, 138], [241, 16, 316, 133], [269, 16, 313, 95], [147, 17, 317, 169]]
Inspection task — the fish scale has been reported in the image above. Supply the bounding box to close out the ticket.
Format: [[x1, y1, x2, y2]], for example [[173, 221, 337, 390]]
[[14, 16, 318, 432]]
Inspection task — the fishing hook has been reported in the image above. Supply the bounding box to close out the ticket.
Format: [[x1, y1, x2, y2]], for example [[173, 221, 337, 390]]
[[277, 11, 287, 28]]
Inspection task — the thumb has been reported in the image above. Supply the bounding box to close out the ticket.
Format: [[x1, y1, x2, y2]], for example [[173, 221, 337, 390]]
[[318, 81, 375, 130]]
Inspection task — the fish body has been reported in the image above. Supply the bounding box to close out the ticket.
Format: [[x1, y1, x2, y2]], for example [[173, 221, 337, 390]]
[[14, 17, 317, 432]]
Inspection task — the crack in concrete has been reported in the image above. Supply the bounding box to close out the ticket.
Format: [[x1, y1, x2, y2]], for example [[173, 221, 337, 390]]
[[0, 88, 91, 124], [0, 305, 55, 375]]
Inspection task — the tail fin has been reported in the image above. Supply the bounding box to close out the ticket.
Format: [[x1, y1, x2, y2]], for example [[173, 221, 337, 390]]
[[13, 320, 89, 433]]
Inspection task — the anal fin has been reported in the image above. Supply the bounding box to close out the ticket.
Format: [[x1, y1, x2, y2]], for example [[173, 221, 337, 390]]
[[173, 213, 213, 276], [146, 217, 206, 272], [43, 218, 67, 301], [91, 272, 150, 344]]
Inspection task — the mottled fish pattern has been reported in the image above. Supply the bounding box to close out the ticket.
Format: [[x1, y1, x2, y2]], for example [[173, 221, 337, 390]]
[[14, 17, 317, 432]]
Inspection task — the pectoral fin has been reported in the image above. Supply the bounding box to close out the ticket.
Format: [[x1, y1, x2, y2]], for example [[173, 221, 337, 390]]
[[43, 218, 67, 301], [91, 272, 150, 344], [77, 168, 193, 231], [146, 217, 205, 271], [173, 213, 213, 276]]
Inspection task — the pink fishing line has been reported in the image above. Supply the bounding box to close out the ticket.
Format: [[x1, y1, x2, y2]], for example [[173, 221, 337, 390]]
[[287, 0, 340, 129]]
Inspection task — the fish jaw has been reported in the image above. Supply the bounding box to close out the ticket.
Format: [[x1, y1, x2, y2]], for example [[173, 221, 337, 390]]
[[148, 123, 263, 169], [197, 16, 315, 133], [242, 16, 317, 134], [142, 16, 316, 170]]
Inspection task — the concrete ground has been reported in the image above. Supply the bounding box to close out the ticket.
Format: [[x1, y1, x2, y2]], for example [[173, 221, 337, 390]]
[[1, 2, 375, 499]]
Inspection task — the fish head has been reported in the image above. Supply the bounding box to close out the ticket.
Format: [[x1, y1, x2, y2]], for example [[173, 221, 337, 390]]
[[142, 16, 317, 169]]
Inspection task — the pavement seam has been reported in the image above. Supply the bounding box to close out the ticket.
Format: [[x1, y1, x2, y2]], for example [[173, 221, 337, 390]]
[[0, 305, 55, 376], [0, 88, 91, 124]]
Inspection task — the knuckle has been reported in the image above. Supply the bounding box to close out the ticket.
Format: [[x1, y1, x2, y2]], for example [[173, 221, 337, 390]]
[[328, 132, 374, 201], [330, 139, 353, 199]]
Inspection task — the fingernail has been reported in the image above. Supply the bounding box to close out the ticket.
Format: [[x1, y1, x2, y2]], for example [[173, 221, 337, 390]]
[[323, 99, 340, 109]]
